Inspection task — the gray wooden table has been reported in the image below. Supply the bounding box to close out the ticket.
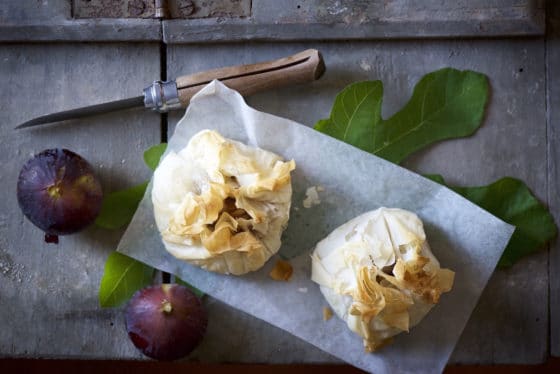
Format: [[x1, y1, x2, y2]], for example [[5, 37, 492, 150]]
[[1, 0, 558, 367]]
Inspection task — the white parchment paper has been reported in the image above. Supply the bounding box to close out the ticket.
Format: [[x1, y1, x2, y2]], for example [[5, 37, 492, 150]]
[[118, 81, 515, 374]]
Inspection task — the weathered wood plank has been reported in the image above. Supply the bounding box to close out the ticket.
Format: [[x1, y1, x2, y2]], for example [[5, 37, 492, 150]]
[[547, 0, 560, 358], [0, 1, 161, 42], [166, 39, 548, 364], [163, 19, 544, 44], [0, 43, 160, 358], [0, 0, 545, 42], [0, 19, 162, 42], [73, 0, 251, 19], [1, 0, 70, 21], [253, 0, 544, 24], [163, 0, 545, 43]]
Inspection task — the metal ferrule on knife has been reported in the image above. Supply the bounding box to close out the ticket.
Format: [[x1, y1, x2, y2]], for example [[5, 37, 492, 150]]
[[143, 80, 182, 113]]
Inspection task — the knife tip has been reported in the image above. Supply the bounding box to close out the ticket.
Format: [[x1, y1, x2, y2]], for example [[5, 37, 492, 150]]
[[14, 118, 46, 130], [14, 124, 33, 130]]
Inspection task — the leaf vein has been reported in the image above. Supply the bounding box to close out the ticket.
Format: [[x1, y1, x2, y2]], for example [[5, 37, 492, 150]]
[[343, 87, 378, 141], [372, 84, 477, 155], [101, 259, 136, 305]]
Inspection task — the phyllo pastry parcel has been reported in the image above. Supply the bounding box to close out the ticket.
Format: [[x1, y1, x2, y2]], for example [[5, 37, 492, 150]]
[[311, 207, 455, 351], [152, 130, 295, 275]]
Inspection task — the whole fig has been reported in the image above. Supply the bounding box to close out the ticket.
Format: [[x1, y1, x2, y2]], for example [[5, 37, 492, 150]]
[[125, 284, 207, 361], [17, 148, 103, 243]]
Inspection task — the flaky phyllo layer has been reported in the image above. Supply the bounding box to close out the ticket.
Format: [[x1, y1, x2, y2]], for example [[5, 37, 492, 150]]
[[152, 130, 295, 275], [311, 208, 454, 352]]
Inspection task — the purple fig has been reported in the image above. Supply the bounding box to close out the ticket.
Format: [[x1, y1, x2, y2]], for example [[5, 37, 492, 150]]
[[17, 148, 103, 243], [125, 284, 207, 361]]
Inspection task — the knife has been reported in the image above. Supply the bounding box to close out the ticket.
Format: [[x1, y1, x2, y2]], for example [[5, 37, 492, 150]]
[[15, 49, 325, 129]]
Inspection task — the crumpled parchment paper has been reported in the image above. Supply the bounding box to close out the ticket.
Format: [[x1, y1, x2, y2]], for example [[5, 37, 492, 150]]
[[117, 80, 515, 374]]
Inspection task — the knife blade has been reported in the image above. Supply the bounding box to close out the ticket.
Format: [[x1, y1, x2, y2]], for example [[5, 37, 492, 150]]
[[15, 49, 325, 130], [15, 96, 145, 129]]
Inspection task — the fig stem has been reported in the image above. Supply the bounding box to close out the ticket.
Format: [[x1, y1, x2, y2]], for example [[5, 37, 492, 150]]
[[161, 299, 173, 314], [44, 234, 59, 244]]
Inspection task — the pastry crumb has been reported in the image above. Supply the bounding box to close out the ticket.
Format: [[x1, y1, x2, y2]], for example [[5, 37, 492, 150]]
[[323, 306, 333, 321], [269, 259, 293, 281], [303, 186, 323, 208]]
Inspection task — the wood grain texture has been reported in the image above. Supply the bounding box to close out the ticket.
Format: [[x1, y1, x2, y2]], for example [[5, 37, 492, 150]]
[[176, 49, 324, 106], [0, 0, 70, 22], [163, 19, 545, 44], [0, 0, 160, 42], [0, 0, 545, 42], [0, 19, 162, 42], [166, 40, 550, 364], [253, 0, 545, 24], [73, 0, 251, 19], [163, 0, 545, 43], [547, 0, 560, 358], [0, 43, 160, 358], [168, 0, 251, 18]]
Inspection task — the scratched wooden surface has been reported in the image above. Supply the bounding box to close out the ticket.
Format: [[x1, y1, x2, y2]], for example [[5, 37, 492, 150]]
[[0, 43, 160, 359], [0, 0, 558, 368], [0, 0, 161, 42], [1, 0, 544, 42], [163, 0, 545, 42]]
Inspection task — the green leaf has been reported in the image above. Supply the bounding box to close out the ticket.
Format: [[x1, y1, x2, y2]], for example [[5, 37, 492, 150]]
[[430, 175, 557, 267], [314, 81, 383, 153], [175, 277, 205, 298], [144, 143, 167, 171], [315, 68, 488, 164], [99, 252, 155, 307], [95, 182, 148, 229], [95, 143, 165, 230]]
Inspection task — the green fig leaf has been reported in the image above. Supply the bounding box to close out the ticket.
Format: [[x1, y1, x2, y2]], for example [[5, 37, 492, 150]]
[[428, 175, 557, 267], [99, 252, 155, 308], [315, 68, 488, 164], [144, 143, 167, 171], [94, 182, 148, 229], [95, 143, 166, 230]]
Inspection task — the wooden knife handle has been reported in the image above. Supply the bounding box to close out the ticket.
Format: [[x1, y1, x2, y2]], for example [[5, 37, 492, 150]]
[[175, 49, 325, 107]]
